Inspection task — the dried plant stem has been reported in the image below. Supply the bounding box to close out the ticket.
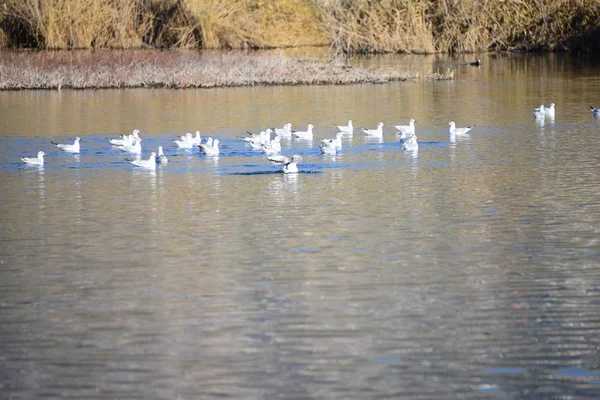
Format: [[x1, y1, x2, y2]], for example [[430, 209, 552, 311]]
[[0, 50, 453, 90]]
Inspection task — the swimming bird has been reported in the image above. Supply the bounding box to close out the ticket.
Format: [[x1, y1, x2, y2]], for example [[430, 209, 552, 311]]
[[117, 138, 142, 154], [20, 151, 45, 166], [292, 124, 314, 140], [320, 132, 343, 149], [199, 138, 220, 156], [191, 131, 202, 145], [273, 123, 293, 138], [361, 122, 384, 137], [334, 120, 353, 135], [544, 103, 555, 119], [591, 106, 600, 117], [240, 129, 272, 147], [470, 59, 481, 66], [266, 154, 303, 173], [399, 132, 419, 152], [283, 155, 302, 174], [260, 135, 282, 155], [394, 119, 416, 135], [156, 146, 168, 164], [109, 129, 140, 146], [51, 136, 80, 153], [174, 133, 195, 149], [265, 155, 291, 164], [448, 121, 474, 136], [129, 152, 157, 170], [534, 105, 546, 119], [319, 139, 337, 155]]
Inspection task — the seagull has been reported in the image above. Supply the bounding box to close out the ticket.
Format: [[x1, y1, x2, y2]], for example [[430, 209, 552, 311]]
[[260, 136, 282, 155], [199, 138, 220, 156], [109, 129, 139, 146], [20, 151, 45, 166], [174, 133, 195, 149], [129, 152, 157, 170], [283, 155, 303, 174], [156, 146, 168, 164], [399, 132, 419, 152], [591, 106, 600, 117], [273, 123, 293, 138], [319, 140, 337, 155], [117, 138, 142, 154], [393, 119, 416, 135], [334, 120, 353, 135], [448, 121, 474, 136], [265, 155, 291, 164], [544, 103, 555, 119], [319, 132, 343, 149], [361, 122, 384, 137], [240, 129, 272, 146], [292, 124, 314, 140], [266, 154, 303, 173], [534, 105, 546, 119], [192, 131, 202, 144], [51, 136, 80, 153]]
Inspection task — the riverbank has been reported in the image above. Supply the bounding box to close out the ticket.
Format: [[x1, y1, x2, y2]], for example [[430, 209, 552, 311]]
[[0, 50, 454, 90], [2, 0, 599, 53]]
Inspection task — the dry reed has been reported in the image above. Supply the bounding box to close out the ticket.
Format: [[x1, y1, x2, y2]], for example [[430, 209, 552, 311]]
[[1, 0, 598, 53], [0, 50, 452, 90]]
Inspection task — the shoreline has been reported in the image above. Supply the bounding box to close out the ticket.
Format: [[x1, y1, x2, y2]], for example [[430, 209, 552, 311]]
[[0, 50, 454, 91]]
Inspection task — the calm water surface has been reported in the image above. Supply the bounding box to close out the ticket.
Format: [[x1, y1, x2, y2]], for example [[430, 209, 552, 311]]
[[1, 53, 600, 399]]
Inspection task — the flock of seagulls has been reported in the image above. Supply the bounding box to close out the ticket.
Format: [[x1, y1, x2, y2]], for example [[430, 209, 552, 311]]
[[20, 102, 595, 172], [17, 118, 474, 173]]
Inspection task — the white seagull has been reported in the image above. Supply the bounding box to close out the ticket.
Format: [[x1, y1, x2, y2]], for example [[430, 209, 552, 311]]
[[319, 132, 343, 149], [283, 155, 302, 174], [448, 121, 474, 136], [199, 138, 220, 156], [394, 119, 416, 135], [174, 133, 195, 149], [109, 129, 140, 146], [334, 120, 353, 135], [51, 136, 80, 153], [129, 152, 157, 170], [292, 124, 314, 140], [266, 154, 303, 173], [534, 105, 546, 119], [319, 141, 337, 155], [156, 146, 168, 164], [117, 138, 142, 154], [399, 132, 419, 152], [544, 103, 555, 119], [260, 135, 282, 155], [265, 155, 291, 164], [274, 123, 293, 138], [361, 122, 384, 137], [20, 151, 45, 166]]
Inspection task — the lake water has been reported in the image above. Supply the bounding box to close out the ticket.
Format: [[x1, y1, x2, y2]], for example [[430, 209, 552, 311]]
[[1, 52, 600, 399]]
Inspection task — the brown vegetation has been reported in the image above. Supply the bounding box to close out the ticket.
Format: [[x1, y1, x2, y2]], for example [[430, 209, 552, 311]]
[[1, 0, 598, 53], [0, 50, 453, 90], [316, 0, 600, 53]]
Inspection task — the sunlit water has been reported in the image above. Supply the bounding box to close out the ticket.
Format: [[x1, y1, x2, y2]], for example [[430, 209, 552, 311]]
[[1, 53, 600, 399]]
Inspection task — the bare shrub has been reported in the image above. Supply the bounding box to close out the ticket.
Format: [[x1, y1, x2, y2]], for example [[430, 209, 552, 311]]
[[0, 50, 452, 90]]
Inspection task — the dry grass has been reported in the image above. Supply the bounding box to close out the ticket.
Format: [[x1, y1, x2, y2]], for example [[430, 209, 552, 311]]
[[318, 0, 600, 53], [0, 50, 452, 90], [1, 0, 598, 53], [0, 0, 328, 50]]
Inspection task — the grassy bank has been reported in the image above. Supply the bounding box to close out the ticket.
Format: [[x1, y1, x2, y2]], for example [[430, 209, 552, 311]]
[[0, 50, 454, 90], [1, 0, 599, 53]]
